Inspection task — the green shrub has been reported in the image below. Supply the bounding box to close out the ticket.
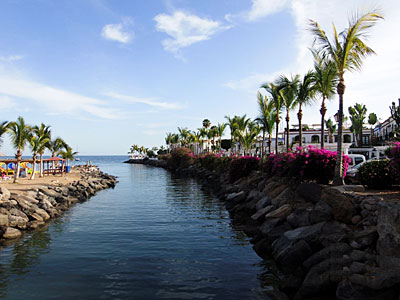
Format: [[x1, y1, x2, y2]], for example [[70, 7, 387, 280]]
[[166, 148, 193, 170], [228, 156, 260, 183], [196, 154, 232, 174], [358, 160, 394, 189]]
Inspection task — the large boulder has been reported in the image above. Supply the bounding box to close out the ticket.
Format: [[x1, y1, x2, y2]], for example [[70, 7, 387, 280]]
[[265, 204, 292, 219], [295, 182, 324, 204], [8, 208, 29, 229], [376, 202, 400, 256], [309, 200, 332, 224], [287, 204, 312, 228], [0, 187, 11, 201], [0, 213, 8, 226], [321, 188, 354, 223], [2, 227, 21, 239], [38, 187, 61, 199]]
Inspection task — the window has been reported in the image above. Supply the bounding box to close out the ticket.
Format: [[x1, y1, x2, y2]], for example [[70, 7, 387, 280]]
[[344, 134, 351, 143], [311, 135, 319, 143], [362, 135, 370, 145]]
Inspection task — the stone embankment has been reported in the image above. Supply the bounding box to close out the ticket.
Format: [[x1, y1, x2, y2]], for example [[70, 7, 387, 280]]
[[0, 166, 117, 241], [130, 159, 400, 300]]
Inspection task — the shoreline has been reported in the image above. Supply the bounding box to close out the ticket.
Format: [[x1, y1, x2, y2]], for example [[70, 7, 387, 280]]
[[127, 158, 400, 300], [0, 165, 117, 241]]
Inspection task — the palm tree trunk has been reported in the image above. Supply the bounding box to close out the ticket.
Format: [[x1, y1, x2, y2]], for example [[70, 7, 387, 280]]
[[39, 153, 43, 177], [275, 117, 280, 154], [320, 97, 327, 149], [30, 154, 37, 180], [13, 149, 21, 183], [268, 135, 272, 154], [261, 130, 265, 160], [286, 111, 290, 152], [298, 105, 303, 148], [333, 79, 345, 185]]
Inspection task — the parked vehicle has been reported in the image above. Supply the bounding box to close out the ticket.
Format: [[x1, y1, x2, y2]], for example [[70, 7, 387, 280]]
[[347, 154, 366, 169]]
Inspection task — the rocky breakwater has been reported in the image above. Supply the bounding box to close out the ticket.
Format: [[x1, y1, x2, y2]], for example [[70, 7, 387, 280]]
[[214, 172, 400, 300], [0, 166, 117, 241]]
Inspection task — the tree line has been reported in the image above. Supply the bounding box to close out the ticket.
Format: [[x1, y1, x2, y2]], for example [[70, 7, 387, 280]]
[[0, 116, 77, 183]]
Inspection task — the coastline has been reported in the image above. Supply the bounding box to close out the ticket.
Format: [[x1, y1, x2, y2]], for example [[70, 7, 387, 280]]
[[0, 165, 117, 240], [127, 158, 400, 300]]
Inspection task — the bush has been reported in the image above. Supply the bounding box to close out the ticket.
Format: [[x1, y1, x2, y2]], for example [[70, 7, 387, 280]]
[[388, 142, 400, 182], [263, 146, 350, 184], [358, 160, 394, 189], [166, 148, 193, 170], [228, 156, 260, 183], [196, 154, 232, 174], [158, 154, 171, 161]]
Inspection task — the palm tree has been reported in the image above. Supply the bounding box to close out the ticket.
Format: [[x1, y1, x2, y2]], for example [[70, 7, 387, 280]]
[[30, 125, 51, 180], [325, 118, 337, 143], [296, 71, 316, 147], [234, 115, 250, 155], [58, 146, 78, 168], [178, 127, 190, 147], [216, 123, 226, 152], [277, 75, 299, 151], [224, 115, 238, 155], [368, 112, 377, 145], [310, 9, 383, 184], [348, 103, 367, 147], [33, 123, 51, 177], [202, 119, 211, 129], [311, 49, 338, 149], [197, 127, 207, 154], [165, 133, 173, 152], [0, 121, 9, 148], [255, 92, 276, 159], [262, 82, 283, 154], [7, 116, 32, 183]]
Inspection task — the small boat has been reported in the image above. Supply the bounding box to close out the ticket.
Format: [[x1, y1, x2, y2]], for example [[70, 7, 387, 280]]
[[75, 158, 81, 161]]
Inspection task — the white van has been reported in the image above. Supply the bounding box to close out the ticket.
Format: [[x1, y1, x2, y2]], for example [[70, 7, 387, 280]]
[[348, 154, 366, 169]]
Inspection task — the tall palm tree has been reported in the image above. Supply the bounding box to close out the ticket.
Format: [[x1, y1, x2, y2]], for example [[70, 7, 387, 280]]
[[310, 9, 383, 184], [197, 127, 207, 154], [202, 119, 211, 129], [177, 127, 190, 147], [30, 125, 51, 180], [33, 123, 51, 177], [325, 118, 337, 143], [216, 123, 226, 152], [255, 92, 276, 159], [7, 116, 32, 183], [296, 71, 316, 147], [58, 146, 78, 167], [311, 49, 338, 148], [368, 112, 377, 146], [348, 103, 367, 147], [165, 133, 173, 152], [277, 75, 300, 151], [0, 121, 9, 148], [262, 82, 283, 154], [47, 137, 67, 169], [234, 115, 250, 155], [224, 115, 238, 155]]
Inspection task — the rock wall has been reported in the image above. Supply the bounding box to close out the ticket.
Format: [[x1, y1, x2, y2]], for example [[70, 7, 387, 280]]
[[139, 160, 400, 300], [0, 166, 117, 241]]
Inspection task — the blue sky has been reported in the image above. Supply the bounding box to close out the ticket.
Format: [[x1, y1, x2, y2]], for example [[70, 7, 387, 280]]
[[0, 0, 399, 155]]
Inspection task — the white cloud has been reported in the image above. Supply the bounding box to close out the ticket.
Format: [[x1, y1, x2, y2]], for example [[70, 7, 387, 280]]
[[101, 20, 133, 44], [154, 10, 230, 55], [0, 55, 24, 62], [106, 92, 183, 110], [0, 76, 125, 119], [247, 0, 289, 21]]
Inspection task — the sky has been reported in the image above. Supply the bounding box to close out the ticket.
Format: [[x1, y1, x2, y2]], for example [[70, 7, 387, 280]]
[[0, 0, 399, 155]]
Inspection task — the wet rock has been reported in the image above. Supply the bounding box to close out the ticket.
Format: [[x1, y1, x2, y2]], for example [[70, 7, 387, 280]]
[[226, 191, 245, 202], [272, 238, 312, 273], [265, 204, 292, 219], [260, 218, 281, 236], [295, 182, 324, 204], [3, 227, 21, 239]]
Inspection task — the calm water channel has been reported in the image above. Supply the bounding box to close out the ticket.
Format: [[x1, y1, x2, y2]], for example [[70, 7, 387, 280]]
[[0, 156, 276, 299]]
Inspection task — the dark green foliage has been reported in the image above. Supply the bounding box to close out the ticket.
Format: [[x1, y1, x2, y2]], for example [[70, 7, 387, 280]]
[[220, 139, 232, 151], [196, 154, 232, 174], [228, 156, 260, 183], [358, 160, 394, 189], [166, 148, 193, 170]]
